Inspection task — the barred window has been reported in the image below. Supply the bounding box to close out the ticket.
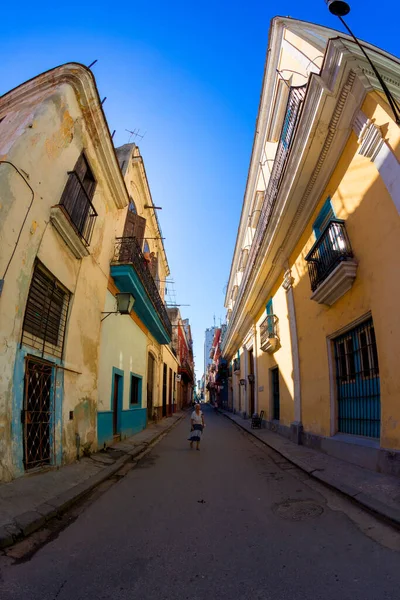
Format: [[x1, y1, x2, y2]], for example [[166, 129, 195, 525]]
[[22, 262, 70, 359]]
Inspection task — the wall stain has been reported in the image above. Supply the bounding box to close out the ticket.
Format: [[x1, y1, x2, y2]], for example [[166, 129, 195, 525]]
[[45, 110, 74, 159]]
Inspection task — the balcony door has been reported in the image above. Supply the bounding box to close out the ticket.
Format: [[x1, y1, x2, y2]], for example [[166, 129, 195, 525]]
[[123, 198, 146, 246]]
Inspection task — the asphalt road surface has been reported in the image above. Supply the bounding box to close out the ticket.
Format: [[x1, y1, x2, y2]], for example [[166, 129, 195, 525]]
[[1, 406, 400, 600]]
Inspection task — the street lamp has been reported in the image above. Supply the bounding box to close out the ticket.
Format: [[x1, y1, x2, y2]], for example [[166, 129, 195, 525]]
[[101, 293, 135, 321], [325, 0, 400, 125]]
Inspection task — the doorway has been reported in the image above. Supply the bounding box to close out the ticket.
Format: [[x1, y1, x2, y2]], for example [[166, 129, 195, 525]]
[[162, 363, 167, 417], [271, 367, 280, 421], [23, 357, 54, 471], [249, 350, 255, 416], [147, 353, 155, 421], [168, 368, 172, 416], [112, 371, 123, 437]]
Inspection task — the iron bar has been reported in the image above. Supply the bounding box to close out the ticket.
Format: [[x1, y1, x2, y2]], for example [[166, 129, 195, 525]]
[[305, 219, 353, 291], [61, 171, 98, 246], [112, 237, 172, 337]]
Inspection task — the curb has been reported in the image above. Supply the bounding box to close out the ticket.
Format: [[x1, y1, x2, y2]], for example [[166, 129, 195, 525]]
[[222, 411, 400, 530], [0, 413, 186, 550]]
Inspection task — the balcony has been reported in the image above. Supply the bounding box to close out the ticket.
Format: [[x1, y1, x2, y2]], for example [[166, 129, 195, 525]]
[[260, 315, 280, 354], [179, 359, 194, 383], [110, 237, 172, 344], [305, 220, 357, 306], [233, 358, 240, 373], [50, 170, 97, 259]]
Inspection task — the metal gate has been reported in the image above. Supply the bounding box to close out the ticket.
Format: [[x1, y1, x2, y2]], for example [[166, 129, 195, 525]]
[[23, 358, 54, 470], [334, 318, 380, 438]]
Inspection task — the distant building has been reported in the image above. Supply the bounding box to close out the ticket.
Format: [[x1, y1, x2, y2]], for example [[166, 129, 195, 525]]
[[204, 326, 216, 377]]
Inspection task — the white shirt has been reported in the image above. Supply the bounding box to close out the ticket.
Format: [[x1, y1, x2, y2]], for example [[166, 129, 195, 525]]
[[191, 410, 203, 424]]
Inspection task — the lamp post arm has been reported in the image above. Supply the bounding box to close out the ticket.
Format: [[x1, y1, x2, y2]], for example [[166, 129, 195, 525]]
[[338, 16, 400, 125]]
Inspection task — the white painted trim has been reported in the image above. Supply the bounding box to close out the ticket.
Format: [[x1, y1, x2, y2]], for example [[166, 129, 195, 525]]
[[283, 268, 302, 423]]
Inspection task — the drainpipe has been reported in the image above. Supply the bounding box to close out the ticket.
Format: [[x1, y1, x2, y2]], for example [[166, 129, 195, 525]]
[[283, 263, 303, 444]]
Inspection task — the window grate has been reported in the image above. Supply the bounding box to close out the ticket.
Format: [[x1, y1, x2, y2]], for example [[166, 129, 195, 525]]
[[334, 318, 380, 438], [22, 262, 70, 359]]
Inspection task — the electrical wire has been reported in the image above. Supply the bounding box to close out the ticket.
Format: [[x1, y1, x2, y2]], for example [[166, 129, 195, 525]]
[[0, 161, 35, 280]]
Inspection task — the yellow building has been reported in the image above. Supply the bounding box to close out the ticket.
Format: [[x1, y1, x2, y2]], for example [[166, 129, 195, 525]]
[[97, 144, 178, 444], [222, 18, 400, 475]]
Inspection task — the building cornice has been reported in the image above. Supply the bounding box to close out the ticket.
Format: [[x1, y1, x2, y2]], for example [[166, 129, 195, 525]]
[[0, 63, 129, 211], [222, 37, 400, 357]]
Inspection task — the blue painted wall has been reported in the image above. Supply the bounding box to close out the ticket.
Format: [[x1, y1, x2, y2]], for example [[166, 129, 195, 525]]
[[97, 409, 147, 446], [12, 346, 63, 477], [97, 367, 147, 447], [97, 411, 114, 447]]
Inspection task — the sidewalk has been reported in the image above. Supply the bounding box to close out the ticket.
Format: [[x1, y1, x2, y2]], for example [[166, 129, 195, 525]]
[[0, 412, 186, 549], [222, 411, 400, 528]]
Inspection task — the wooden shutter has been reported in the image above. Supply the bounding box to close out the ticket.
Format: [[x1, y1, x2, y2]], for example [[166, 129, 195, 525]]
[[123, 212, 146, 246], [22, 262, 70, 358]]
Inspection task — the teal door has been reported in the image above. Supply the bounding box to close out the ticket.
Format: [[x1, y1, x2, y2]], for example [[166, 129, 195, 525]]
[[334, 318, 380, 438]]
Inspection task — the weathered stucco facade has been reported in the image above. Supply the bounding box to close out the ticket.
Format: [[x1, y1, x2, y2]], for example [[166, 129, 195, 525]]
[[0, 64, 129, 480], [97, 143, 178, 445]]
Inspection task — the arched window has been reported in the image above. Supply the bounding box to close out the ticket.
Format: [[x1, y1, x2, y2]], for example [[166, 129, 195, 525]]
[[128, 197, 137, 214]]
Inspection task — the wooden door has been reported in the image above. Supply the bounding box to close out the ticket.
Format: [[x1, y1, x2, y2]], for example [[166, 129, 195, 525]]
[[123, 204, 146, 246]]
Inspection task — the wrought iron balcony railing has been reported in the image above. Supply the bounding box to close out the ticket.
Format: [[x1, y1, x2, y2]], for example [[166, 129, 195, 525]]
[[260, 314, 280, 353], [60, 170, 97, 246], [305, 220, 353, 292], [112, 237, 172, 337], [233, 358, 240, 372], [224, 85, 306, 344]]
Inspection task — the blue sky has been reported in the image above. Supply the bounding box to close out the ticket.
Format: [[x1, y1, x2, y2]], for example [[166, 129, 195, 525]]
[[1, 0, 399, 379]]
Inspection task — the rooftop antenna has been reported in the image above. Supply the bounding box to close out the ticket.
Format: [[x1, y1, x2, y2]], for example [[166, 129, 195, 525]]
[[125, 128, 147, 144], [213, 314, 216, 327]]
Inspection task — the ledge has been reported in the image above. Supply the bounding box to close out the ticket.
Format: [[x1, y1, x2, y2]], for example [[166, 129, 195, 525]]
[[310, 260, 357, 306], [50, 205, 89, 259], [260, 336, 280, 354]]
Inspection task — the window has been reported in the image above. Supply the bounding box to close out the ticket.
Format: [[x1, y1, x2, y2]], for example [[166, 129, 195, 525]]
[[130, 374, 142, 406], [59, 153, 97, 245], [313, 198, 335, 238], [128, 197, 137, 214], [22, 262, 70, 359]]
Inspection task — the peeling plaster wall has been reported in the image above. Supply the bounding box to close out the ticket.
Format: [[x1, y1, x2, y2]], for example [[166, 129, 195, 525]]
[[0, 81, 122, 479]]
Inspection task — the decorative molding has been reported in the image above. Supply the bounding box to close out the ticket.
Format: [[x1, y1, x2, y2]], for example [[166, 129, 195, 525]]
[[50, 206, 90, 259], [1, 63, 129, 211], [310, 260, 358, 306], [357, 120, 384, 160], [361, 68, 400, 88], [282, 268, 294, 291], [352, 109, 368, 137], [260, 336, 280, 354]]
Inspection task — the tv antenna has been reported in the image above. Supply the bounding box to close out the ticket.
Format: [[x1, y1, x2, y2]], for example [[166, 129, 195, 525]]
[[125, 128, 147, 143]]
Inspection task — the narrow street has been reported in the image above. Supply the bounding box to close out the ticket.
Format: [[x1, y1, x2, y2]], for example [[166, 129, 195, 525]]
[[1, 407, 400, 600]]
